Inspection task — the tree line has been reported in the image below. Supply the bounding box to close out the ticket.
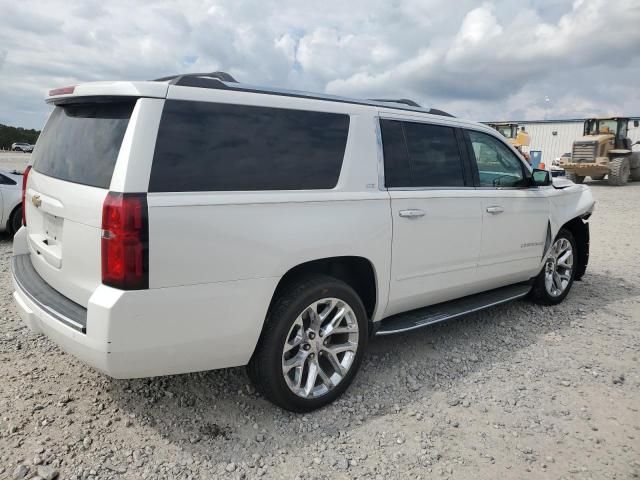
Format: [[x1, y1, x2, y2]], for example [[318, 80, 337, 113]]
[[0, 124, 40, 150]]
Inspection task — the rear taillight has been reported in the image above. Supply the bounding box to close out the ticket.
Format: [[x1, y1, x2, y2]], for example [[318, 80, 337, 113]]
[[22, 165, 32, 226], [101, 192, 149, 290]]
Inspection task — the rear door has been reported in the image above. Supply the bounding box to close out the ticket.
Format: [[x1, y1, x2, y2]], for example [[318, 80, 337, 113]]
[[382, 117, 483, 317], [25, 100, 137, 306]]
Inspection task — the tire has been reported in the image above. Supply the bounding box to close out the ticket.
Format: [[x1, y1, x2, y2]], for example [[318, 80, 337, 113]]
[[8, 205, 22, 236], [247, 274, 368, 412], [590, 175, 606, 181], [607, 157, 630, 186], [566, 171, 584, 184], [529, 228, 577, 306]]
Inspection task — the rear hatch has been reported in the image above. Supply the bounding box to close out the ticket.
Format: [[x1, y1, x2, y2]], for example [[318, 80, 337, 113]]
[[26, 100, 136, 307]]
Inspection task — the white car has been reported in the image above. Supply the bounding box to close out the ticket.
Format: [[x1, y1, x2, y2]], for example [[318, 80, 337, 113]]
[[11, 142, 34, 153], [0, 169, 24, 235], [12, 73, 595, 411]]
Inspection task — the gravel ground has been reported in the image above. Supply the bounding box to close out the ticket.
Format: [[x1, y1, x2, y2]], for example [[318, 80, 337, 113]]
[[1, 153, 639, 479]]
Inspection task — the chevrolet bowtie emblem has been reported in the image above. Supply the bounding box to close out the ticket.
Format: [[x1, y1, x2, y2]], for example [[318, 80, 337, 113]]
[[31, 194, 42, 208]]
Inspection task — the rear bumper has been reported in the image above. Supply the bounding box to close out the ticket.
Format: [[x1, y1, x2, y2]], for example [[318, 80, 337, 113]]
[[13, 287, 111, 369], [11, 249, 278, 379], [12, 254, 87, 333]]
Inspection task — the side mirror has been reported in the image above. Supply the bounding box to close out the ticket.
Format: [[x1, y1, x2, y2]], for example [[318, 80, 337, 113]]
[[532, 168, 551, 186]]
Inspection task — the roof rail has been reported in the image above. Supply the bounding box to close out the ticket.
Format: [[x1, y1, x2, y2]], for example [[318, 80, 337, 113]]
[[154, 71, 238, 85], [369, 98, 421, 108], [426, 108, 455, 118], [152, 72, 455, 117]]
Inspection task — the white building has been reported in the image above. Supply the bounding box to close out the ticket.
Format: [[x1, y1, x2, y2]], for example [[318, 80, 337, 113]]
[[487, 118, 640, 164]]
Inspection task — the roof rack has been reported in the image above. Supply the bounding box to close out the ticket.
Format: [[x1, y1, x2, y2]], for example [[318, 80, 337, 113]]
[[369, 98, 421, 108], [153, 72, 455, 118], [154, 71, 238, 85]]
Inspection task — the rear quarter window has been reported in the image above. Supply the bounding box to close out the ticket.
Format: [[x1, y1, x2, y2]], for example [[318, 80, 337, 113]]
[[32, 101, 135, 188], [149, 100, 350, 192]]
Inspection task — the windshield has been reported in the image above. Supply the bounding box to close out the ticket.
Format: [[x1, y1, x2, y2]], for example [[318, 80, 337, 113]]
[[587, 119, 618, 135]]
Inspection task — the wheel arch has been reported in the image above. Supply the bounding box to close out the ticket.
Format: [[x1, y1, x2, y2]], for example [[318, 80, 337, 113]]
[[269, 256, 380, 322], [559, 216, 589, 281]]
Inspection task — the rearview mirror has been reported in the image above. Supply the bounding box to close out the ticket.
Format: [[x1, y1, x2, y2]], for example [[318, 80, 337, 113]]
[[532, 169, 551, 186]]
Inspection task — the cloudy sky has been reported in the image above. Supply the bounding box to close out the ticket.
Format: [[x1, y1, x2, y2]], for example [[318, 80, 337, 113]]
[[1, 0, 639, 129]]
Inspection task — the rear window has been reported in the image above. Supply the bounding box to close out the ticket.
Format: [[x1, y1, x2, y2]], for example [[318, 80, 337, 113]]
[[381, 119, 466, 188], [403, 121, 465, 187], [32, 101, 135, 188], [149, 100, 350, 192]]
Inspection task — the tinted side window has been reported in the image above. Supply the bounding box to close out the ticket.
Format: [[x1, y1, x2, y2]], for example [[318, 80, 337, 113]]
[[380, 120, 410, 188], [0, 174, 16, 185], [150, 101, 350, 192], [468, 130, 526, 188], [403, 122, 465, 187]]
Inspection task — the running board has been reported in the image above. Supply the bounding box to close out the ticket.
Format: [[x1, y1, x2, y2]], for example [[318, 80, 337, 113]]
[[375, 283, 532, 336]]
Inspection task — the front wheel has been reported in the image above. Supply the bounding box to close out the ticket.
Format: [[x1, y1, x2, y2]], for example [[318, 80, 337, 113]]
[[608, 157, 630, 186], [529, 229, 577, 305], [248, 275, 368, 412]]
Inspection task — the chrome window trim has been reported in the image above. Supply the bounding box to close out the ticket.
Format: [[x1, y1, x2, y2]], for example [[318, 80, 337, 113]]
[[387, 186, 477, 192], [473, 186, 540, 191]]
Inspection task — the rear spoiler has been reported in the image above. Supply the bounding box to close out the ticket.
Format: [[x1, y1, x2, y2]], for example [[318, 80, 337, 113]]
[[46, 81, 169, 104]]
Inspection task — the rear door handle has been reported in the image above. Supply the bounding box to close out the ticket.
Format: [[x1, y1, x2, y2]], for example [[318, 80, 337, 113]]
[[486, 206, 504, 214], [399, 209, 426, 218]]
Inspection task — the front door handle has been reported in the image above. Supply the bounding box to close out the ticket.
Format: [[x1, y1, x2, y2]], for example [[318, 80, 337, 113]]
[[399, 209, 426, 218], [486, 206, 504, 214]]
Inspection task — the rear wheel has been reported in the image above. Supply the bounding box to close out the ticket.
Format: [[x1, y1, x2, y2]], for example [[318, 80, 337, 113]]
[[566, 171, 584, 184], [608, 157, 630, 186], [529, 229, 577, 305], [248, 274, 368, 412]]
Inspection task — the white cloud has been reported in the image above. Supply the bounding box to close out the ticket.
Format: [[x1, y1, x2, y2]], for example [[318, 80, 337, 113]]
[[0, 0, 639, 129]]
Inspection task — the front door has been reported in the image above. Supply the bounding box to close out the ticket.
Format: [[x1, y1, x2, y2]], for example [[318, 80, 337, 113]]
[[465, 129, 549, 288]]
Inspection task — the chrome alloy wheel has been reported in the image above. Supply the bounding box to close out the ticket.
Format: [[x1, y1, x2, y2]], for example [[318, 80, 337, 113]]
[[282, 298, 359, 398], [544, 237, 574, 297]]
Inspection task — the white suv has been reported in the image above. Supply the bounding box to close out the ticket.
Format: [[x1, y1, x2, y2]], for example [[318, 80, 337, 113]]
[[11, 142, 34, 153], [12, 73, 595, 411]]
